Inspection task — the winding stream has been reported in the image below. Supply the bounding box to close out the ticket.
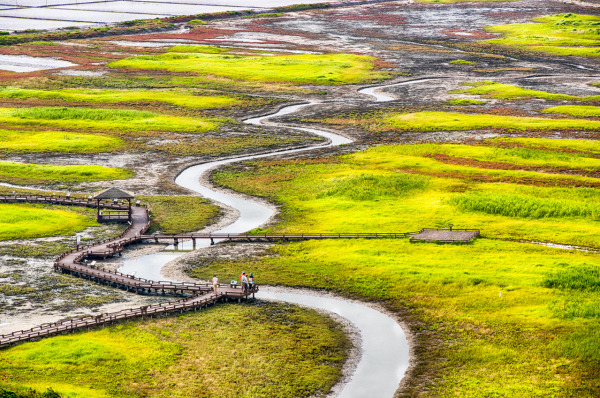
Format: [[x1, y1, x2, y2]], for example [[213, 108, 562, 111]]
[[118, 85, 419, 396]]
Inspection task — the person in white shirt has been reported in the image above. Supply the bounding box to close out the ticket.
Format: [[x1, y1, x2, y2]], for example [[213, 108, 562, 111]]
[[212, 274, 218, 293], [241, 272, 248, 293]]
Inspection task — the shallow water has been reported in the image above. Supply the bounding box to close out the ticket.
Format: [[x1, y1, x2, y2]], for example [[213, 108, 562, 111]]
[[258, 289, 410, 398], [358, 77, 441, 102], [0, 7, 166, 22], [119, 99, 410, 396], [0, 54, 75, 72], [54, 2, 254, 16]]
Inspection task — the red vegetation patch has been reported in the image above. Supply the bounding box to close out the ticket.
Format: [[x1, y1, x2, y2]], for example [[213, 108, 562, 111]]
[[334, 13, 407, 26], [122, 27, 243, 42], [399, 168, 600, 188], [424, 153, 600, 179]]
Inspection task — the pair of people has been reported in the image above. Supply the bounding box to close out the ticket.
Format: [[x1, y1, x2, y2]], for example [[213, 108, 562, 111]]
[[240, 272, 254, 292]]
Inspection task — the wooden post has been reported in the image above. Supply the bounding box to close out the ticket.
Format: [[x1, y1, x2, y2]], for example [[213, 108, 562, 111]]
[[96, 199, 100, 222], [128, 198, 132, 222]]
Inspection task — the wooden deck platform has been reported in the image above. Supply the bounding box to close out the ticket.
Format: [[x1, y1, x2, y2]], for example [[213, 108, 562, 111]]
[[410, 229, 479, 243]]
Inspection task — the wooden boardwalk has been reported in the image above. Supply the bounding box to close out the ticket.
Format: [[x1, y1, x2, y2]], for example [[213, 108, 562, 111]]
[[0, 194, 257, 349], [410, 229, 480, 243], [0, 194, 477, 349]]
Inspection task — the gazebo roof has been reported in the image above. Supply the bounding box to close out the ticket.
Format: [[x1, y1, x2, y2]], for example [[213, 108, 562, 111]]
[[93, 187, 134, 200]]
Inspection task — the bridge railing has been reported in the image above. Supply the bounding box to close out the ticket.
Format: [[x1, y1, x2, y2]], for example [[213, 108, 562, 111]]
[[0, 287, 259, 348]]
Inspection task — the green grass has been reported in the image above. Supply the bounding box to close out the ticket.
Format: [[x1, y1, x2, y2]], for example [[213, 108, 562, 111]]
[[483, 13, 600, 58], [488, 136, 600, 153], [0, 129, 123, 153], [0, 204, 94, 240], [139, 195, 220, 234], [449, 59, 475, 65], [0, 303, 349, 398], [203, 140, 600, 396], [444, 99, 485, 105], [242, 12, 283, 18], [0, 161, 132, 185], [0, 87, 243, 110], [384, 111, 600, 131], [542, 105, 600, 117], [0, 107, 223, 133], [453, 81, 600, 101], [110, 53, 390, 85]]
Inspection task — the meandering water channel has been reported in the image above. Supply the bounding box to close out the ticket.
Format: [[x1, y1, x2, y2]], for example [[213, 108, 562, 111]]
[[117, 80, 438, 397]]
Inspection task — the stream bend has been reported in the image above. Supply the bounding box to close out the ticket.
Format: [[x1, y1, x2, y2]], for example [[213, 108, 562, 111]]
[[122, 85, 421, 397]]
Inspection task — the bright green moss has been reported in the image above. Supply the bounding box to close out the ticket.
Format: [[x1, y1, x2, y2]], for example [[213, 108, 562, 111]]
[[483, 13, 600, 58], [0, 204, 94, 240], [542, 105, 600, 117], [1, 303, 348, 398], [0, 129, 123, 153], [0, 87, 242, 110], [444, 99, 485, 105], [0, 107, 223, 133], [453, 81, 600, 101], [449, 59, 476, 65], [110, 53, 390, 85], [0, 161, 132, 184], [384, 111, 600, 131]]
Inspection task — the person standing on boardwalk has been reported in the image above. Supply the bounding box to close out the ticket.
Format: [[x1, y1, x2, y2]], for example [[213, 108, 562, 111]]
[[212, 274, 218, 293], [248, 273, 254, 290], [241, 272, 248, 293]]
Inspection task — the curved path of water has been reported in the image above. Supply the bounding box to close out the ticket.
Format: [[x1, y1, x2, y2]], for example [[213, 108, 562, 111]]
[[118, 80, 438, 396]]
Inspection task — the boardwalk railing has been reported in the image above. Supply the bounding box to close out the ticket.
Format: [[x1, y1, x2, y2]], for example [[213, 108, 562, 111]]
[[0, 193, 430, 349], [0, 287, 258, 348]]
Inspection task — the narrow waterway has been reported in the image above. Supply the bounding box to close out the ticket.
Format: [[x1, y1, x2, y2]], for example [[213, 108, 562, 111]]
[[119, 85, 420, 396]]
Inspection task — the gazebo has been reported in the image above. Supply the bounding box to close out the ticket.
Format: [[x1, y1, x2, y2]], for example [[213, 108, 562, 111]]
[[93, 187, 134, 223]]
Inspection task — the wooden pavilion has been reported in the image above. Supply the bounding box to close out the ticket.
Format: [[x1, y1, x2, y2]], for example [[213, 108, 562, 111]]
[[93, 187, 134, 223]]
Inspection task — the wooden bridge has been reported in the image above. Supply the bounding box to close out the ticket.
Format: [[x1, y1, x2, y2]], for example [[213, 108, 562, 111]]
[[0, 192, 477, 349]]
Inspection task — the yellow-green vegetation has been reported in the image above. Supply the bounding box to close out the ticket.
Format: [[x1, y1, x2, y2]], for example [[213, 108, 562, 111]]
[[444, 99, 485, 105], [139, 195, 220, 234], [318, 110, 600, 133], [110, 53, 390, 85], [383, 111, 600, 131], [453, 81, 600, 101], [0, 161, 132, 185], [205, 139, 600, 396], [186, 19, 207, 25], [0, 204, 94, 240], [543, 105, 600, 117], [0, 303, 349, 398], [0, 87, 242, 110], [0, 107, 223, 133], [0, 129, 123, 153], [491, 136, 600, 153], [483, 13, 600, 58], [449, 59, 475, 65]]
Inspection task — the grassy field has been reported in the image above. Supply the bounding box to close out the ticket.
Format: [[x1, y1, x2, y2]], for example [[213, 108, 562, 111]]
[[0, 162, 132, 185], [483, 13, 600, 58], [319, 110, 600, 133], [139, 195, 220, 234], [110, 53, 390, 85], [542, 105, 600, 117], [201, 138, 600, 396], [0, 129, 124, 153], [0, 107, 223, 134], [0, 302, 349, 398], [452, 81, 600, 102], [0, 87, 243, 110], [0, 204, 94, 241]]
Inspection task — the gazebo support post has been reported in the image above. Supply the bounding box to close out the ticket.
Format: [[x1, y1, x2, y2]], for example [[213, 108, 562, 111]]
[[96, 199, 100, 222]]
